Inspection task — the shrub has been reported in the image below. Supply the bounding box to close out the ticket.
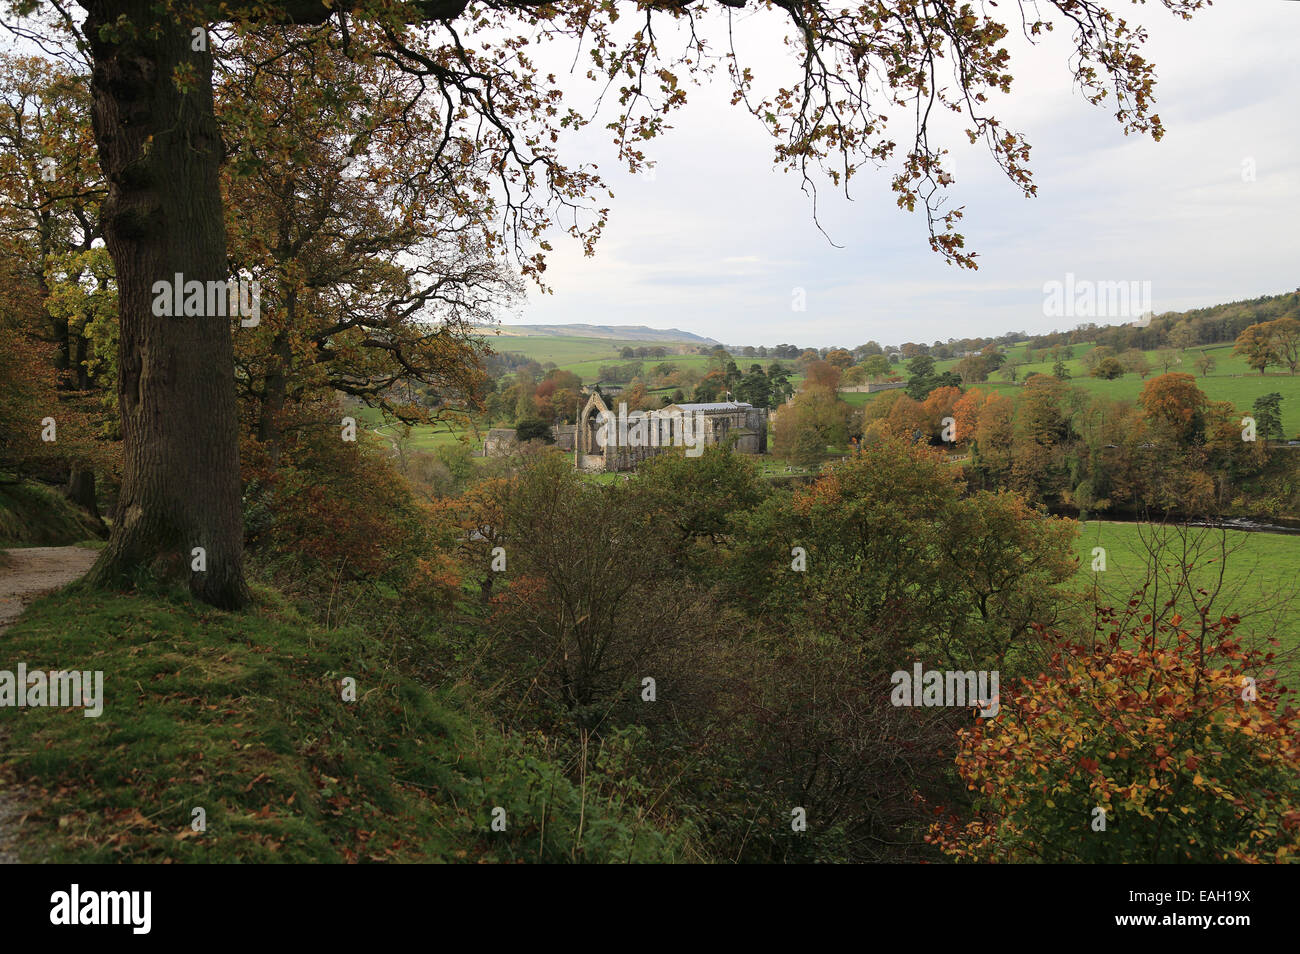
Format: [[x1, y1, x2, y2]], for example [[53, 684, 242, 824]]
[[929, 614, 1300, 862]]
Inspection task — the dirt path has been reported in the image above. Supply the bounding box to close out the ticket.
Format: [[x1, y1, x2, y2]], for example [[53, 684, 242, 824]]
[[0, 545, 99, 863], [0, 546, 98, 631]]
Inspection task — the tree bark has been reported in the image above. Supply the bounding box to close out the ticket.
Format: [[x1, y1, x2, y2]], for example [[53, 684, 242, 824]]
[[80, 2, 250, 609], [64, 465, 103, 522]]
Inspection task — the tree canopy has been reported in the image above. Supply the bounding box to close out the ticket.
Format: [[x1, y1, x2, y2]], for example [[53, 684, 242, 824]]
[[1, 0, 1208, 606]]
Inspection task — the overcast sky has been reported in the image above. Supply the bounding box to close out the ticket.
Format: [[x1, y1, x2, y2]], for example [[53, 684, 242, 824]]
[[504, 1, 1300, 348]]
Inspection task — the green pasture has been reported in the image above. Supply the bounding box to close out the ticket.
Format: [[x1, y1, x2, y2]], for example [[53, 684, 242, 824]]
[[478, 332, 703, 369], [852, 343, 1300, 435], [349, 404, 486, 454], [560, 352, 715, 382], [1071, 520, 1300, 676]]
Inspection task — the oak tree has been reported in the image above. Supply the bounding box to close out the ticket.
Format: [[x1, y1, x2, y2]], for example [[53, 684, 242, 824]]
[[3, 0, 1207, 607]]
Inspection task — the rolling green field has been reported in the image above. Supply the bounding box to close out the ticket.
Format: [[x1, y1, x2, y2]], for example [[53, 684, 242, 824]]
[[477, 332, 704, 369], [1071, 520, 1300, 676], [559, 352, 716, 382], [854, 342, 1300, 435], [476, 329, 797, 388], [465, 327, 1300, 437]]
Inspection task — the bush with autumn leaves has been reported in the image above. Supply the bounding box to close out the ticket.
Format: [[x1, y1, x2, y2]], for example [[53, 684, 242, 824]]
[[929, 612, 1300, 863], [240, 398, 461, 621]]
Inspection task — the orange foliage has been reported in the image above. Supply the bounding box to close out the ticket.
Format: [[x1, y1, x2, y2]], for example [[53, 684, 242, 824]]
[[921, 385, 963, 442], [929, 614, 1300, 863], [1140, 372, 1207, 445], [241, 400, 458, 606]]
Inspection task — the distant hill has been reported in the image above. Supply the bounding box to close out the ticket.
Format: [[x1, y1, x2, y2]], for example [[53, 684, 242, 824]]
[[484, 323, 720, 345]]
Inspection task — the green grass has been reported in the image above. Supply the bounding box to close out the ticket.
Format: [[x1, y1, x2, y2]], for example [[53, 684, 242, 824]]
[[479, 333, 703, 369], [560, 352, 714, 383], [578, 471, 626, 485], [1071, 521, 1300, 676], [857, 343, 1300, 435], [0, 481, 105, 547], [477, 329, 766, 383], [348, 405, 486, 455], [472, 330, 1300, 436], [839, 390, 874, 407], [0, 583, 684, 862]]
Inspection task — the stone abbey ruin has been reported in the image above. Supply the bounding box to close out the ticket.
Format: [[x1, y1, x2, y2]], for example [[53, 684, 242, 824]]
[[483, 389, 769, 473]]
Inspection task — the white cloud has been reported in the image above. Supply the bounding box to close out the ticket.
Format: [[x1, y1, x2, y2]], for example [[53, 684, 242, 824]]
[[502, 3, 1300, 346]]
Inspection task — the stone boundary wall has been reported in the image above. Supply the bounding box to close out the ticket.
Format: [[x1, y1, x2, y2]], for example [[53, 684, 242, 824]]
[[839, 381, 906, 394]]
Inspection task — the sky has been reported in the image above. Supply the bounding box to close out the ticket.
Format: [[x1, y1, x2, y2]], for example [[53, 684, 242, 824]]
[[501, 1, 1300, 348]]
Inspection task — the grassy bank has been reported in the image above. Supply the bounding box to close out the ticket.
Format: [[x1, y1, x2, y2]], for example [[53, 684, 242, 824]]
[[0, 584, 684, 863], [0, 481, 104, 547]]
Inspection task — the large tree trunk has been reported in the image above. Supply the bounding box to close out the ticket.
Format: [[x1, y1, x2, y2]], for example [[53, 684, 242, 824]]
[[81, 2, 250, 609]]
